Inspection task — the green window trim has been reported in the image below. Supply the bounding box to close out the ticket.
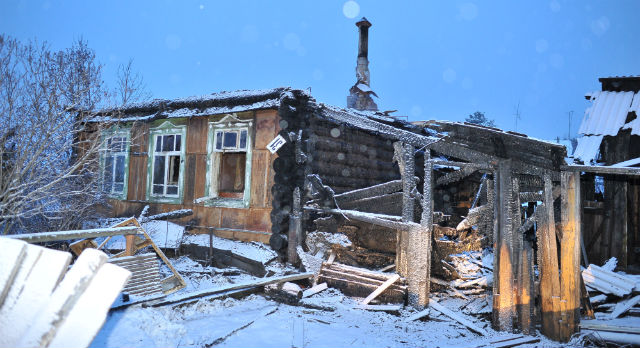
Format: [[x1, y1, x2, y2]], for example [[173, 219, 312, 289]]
[[146, 121, 187, 204], [100, 126, 131, 200], [203, 114, 253, 208]]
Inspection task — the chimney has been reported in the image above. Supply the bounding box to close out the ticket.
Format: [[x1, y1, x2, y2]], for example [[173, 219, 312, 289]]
[[347, 17, 378, 111]]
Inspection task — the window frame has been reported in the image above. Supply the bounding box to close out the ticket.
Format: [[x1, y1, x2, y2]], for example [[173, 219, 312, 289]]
[[204, 114, 253, 208], [100, 127, 130, 200], [146, 121, 187, 204]]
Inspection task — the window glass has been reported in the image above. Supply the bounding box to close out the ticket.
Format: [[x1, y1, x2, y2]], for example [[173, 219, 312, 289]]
[[162, 134, 175, 152], [240, 130, 247, 149], [153, 156, 165, 185], [155, 136, 162, 152], [168, 155, 180, 186], [115, 156, 125, 184], [175, 135, 181, 151], [114, 182, 124, 193], [103, 155, 113, 191], [166, 186, 178, 195], [153, 184, 163, 194], [223, 131, 237, 148], [215, 131, 223, 150]]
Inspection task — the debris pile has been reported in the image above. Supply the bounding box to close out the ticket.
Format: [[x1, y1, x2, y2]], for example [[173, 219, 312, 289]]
[[581, 257, 640, 345]]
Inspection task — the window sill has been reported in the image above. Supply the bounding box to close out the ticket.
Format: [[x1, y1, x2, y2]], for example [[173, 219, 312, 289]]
[[147, 195, 183, 204], [204, 197, 249, 209]]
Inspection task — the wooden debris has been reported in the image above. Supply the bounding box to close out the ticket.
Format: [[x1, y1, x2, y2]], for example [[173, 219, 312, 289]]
[[429, 298, 488, 335], [318, 262, 407, 304], [151, 272, 314, 307], [0, 246, 131, 348], [406, 308, 430, 321], [362, 274, 400, 305], [303, 283, 328, 298], [355, 304, 402, 312], [378, 263, 395, 272], [5, 226, 139, 244], [109, 253, 163, 298], [265, 282, 303, 305], [582, 264, 636, 297], [456, 205, 490, 231], [69, 239, 98, 257], [610, 294, 640, 319]]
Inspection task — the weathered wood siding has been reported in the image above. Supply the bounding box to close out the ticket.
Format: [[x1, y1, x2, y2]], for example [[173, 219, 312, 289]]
[[110, 109, 279, 244]]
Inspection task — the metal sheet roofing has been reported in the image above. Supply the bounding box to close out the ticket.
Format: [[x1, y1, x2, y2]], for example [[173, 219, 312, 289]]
[[573, 135, 603, 164], [578, 91, 636, 136]]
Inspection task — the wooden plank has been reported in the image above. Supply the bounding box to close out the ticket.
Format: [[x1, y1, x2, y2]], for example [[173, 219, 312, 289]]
[[580, 322, 640, 334], [406, 308, 431, 321], [46, 262, 131, 348], [561, 164, 640, 176], [362, 274, 401, 305], [255, 110, 278, 148], [18, 249, 108, 348], [355, 304, 402, 312], [151, 272, 314, 307], [6, 226, 140, 243], [435, 166, 477, 187], [0, 238, 27, 308], [333, 180, 403, 203], [429, 298, 488, 335], [302, 283, 328, 298], [493, 161, 514, 331], [250, 150, 270, 208], [303, 207, 415, 231], [0, 244, 72, 348], [610, 294, 640, 319], [537, 173, 562, 340], [559, 171, 581, 340], [517, 240, 533, 335]]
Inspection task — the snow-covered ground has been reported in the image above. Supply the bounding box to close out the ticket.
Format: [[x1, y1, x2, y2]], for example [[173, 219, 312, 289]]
[[93, 255, 573, 348]]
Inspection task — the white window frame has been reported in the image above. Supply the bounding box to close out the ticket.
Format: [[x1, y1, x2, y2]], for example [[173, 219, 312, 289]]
[[202, 114, 253, 208], [147, 121, 186, 203]]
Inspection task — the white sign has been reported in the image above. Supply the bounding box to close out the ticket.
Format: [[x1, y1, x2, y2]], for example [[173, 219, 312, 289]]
[[266, 134, 286, 154]]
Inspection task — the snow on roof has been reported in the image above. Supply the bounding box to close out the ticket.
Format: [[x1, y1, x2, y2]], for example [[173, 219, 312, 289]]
[[612, 156, 640, 167], [578, 91, 637, 136], [90, 88, 289, 123], [573, 135, 603, 164]]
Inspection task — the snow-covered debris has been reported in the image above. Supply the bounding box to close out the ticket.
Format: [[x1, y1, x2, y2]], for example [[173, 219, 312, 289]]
[[182, 233, 277, 265]]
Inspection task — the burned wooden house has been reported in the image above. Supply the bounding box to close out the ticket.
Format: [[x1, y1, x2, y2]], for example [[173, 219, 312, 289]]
[[84, 18, 608, 342], [89, 85, 591, 341], [573, 76, 640, 271]]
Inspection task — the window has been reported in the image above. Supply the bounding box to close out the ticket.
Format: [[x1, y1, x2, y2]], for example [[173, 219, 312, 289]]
[[203, 114, 253, 208], [147, 122, 186, 203], [101, 130, 129, 199]]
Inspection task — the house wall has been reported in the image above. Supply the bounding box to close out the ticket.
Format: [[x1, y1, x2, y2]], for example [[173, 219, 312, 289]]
[[109, 109, 280, 244]]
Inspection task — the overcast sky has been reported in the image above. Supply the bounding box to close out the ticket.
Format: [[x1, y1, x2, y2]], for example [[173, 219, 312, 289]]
[[1, 1, 639, 139]]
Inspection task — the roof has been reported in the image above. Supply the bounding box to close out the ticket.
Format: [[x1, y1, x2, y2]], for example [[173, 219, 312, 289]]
[[573, 135, 603, 164], [578, 91, 638, 136], [90, 87, 292, 123]]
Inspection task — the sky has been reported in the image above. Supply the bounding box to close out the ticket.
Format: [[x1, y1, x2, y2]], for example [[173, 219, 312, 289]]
[[1, 0, 639, 140]]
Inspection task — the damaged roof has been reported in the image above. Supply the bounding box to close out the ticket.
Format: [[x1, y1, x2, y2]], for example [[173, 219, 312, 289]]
[[90, 87, 292, 122]]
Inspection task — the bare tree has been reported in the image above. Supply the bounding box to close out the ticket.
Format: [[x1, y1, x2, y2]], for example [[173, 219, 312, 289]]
[[115, 58, 150, 106], [0, 36, 126, 234]]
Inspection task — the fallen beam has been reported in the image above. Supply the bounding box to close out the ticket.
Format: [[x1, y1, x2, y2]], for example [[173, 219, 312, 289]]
[[5, 226, 140, 244], [150, 272, 313, 307], [561, 164, 640, 176], [302, 283, 328, 298], [361, 274, 400, 305], [304, 207, 416, 231], [429, 298, 488, 335]]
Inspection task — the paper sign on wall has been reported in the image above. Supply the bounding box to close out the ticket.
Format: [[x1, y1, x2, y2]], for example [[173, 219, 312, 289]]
[[266, 134, 286, 154]]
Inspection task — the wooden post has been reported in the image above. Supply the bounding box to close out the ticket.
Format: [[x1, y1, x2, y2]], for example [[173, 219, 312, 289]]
[[395, 142, 415, 277], [407, 150, 433, 308], [537, 172, 562, 340], [287, 187, 302, 266], [559, 171, 581, 341], [124, 234, 136, 257], [492, 161, 515, 331]]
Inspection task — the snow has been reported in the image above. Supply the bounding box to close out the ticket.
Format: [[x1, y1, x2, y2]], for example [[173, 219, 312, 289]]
[[101, 220, 185, 250], [93, 286, 568, 348], [182, 233, 277, 265]]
